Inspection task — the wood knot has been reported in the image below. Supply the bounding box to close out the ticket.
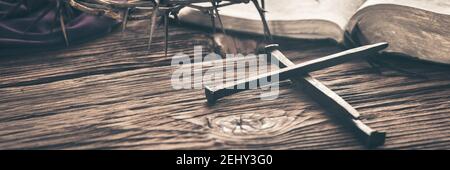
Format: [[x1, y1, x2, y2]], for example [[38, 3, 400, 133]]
[[208, 109, 301, 139]]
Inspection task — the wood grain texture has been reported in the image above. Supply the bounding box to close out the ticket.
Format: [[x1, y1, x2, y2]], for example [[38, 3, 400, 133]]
[[0, 21, 449, 150]]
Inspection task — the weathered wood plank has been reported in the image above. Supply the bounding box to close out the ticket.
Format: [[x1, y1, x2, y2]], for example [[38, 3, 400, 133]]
[[0, 21, 449, 149]]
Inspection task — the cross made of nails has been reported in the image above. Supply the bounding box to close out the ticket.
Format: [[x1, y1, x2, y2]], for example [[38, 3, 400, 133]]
[[204, 42, 388, 148], [200, 1, 388, 148]]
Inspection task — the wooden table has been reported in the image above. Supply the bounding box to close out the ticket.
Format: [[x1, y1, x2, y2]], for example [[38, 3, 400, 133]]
[[0, 21, 449, 149]]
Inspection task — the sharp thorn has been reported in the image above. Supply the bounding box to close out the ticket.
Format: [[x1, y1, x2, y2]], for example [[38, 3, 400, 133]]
[[211, 1, 239, 52], [147, 4, 160, 51], [59, 10, 69, 46], [164, 13, 169, 57], [252, 0, 272, 43], [210, 10, 216, 35], [121, 8, 130, 36], [212, 2, 225, 34], [209, 9, 217, 50]]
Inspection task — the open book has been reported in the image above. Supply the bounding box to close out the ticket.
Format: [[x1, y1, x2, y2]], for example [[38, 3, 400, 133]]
[[178, 0, 450, 65]]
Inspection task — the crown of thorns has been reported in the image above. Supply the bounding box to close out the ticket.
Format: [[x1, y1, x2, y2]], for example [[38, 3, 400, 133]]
[[3, 0, 272, 55]]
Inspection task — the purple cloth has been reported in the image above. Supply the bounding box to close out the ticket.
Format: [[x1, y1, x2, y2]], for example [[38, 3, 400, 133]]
[[0, 0, 118, 48]]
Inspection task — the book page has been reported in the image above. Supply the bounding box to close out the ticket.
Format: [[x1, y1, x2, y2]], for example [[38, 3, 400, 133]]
[[359, 0, 450, 15], [178, 0, 366, 42], [211, 0, 365, 30], [347, 0, 450, 64]]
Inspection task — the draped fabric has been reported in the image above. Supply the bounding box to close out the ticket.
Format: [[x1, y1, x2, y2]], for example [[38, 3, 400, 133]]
[[0, 0, 118, 48]]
